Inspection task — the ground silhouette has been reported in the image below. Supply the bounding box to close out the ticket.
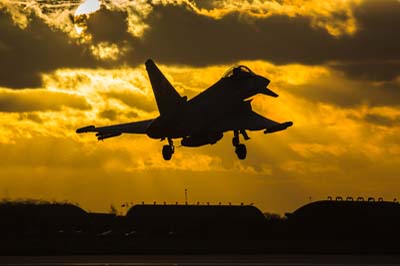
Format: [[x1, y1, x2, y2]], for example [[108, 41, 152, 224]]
[[0, 199, 399, 254]]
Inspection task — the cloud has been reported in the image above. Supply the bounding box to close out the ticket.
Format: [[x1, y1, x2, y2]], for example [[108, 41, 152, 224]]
[[86, 8, 131, 43], [0, 88, 91, 112], [151, 0, 398, 65], [1, 0, 360, 38], [289, 143, 346, 158], [18, 113, 43, 123], [0, 136, 130, 168], [120, 5, 334, 66], [41, 67, 158, 117], [0, 9, 97, 88], [329, 61, 400, 82], [103, 91, 156, 113], [352, 106, 400, 127], [282, 67, 400, 107], [363, 113, 400, 127], [79, 0, 400, 84], [98, 109, 119, 120], [1, 0, 399, 90], [192, 0, 360, 36]]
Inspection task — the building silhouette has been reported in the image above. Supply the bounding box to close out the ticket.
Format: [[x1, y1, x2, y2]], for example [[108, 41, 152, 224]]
[[287, 200, 400, 239], [0, 199, 400, 254], [126, 204, 266, 239]]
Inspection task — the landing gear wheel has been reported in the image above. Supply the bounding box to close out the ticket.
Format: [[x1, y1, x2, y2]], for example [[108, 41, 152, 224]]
[[162, 145, 173, 161], [235, 144, 247, 160]]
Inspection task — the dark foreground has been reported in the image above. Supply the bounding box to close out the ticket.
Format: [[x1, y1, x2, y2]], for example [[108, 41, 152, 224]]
[[2, 255, 400, 266], [1, 200, 400, 254]]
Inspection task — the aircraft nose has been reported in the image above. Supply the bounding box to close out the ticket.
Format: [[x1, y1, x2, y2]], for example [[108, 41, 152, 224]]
[[264, 77, 270, 87], [257, 75, 270, 88], [258, 76, 277, 97]]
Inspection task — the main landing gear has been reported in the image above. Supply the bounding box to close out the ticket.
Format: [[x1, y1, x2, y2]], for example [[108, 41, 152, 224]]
[[162, 138, 174, 161], [233, 130, 249, 160]]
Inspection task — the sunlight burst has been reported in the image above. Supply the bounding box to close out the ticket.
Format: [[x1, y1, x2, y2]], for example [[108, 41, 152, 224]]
[[75, 0, 101, 17]]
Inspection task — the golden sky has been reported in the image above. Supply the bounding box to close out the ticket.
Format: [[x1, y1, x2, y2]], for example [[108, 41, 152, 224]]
[[0, 0, 399, 214]]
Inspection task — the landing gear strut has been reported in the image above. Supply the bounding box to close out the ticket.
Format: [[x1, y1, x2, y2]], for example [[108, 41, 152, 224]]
[[162, 138, 174, 161], [233, 130, 248, 160]]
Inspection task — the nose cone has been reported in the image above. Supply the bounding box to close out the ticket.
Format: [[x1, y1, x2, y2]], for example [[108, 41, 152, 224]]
[[257, 76, 278, 97], [282, 121, 293, 128], [255, 75, 270, 87], [264, 77, 270, 87], [265, 89, 278, 97]]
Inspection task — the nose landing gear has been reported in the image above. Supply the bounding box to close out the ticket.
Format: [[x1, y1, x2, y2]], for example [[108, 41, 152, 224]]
[[162, 138, 175, 161], [233, 130, 248, 160]]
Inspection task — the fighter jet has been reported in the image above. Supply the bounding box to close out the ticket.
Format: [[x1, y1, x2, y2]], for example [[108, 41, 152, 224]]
[[76, 59, 293, 160]]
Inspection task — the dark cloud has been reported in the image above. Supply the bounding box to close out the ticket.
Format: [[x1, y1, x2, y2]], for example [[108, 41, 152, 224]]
[[98, 109, 139, 121], [86, 8, 131, 44], [1, 0, 399, 91], [98, 109, 118, 120], [130, 6, 334, 66], [357, 80, 400, 107], [119, 0, 399, 107], [362, 113, 400, 127], [18, 113, 43, 123], [326, 0, 400, 81], [84, 5, 331, 67], [0, 9, 97, 88], [286, 75, 400, 107], [83, 0, 400, 81], [0, 90, 91, 112], [74, 0, 400, 108], [329, 61, 400, 82]]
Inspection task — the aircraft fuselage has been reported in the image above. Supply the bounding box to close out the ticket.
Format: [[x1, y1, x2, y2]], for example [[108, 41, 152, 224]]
[[146, 75, 270, 139], [76, 59, 293, 160]]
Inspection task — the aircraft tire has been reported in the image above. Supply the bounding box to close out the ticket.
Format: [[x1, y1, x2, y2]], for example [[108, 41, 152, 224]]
[[235, 144, 247, 160], [162, 145, 173, 160]]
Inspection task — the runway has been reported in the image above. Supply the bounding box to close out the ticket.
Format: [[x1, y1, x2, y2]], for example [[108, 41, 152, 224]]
[[1, 255, 400, 266]]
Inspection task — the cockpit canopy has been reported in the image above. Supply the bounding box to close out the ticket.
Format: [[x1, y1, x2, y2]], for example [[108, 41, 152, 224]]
[[223, 65, 256, 78]]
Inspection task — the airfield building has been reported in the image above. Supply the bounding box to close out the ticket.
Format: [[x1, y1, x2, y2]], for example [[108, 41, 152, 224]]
[[125, 204, 267, 239]]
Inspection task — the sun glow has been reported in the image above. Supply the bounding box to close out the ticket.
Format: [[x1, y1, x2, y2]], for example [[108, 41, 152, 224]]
[[75, 0, 101, 17], [74, 0, 101, 36]]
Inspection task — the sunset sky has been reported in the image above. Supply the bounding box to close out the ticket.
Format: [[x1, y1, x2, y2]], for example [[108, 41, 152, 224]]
[[0, 0, 399, 214]]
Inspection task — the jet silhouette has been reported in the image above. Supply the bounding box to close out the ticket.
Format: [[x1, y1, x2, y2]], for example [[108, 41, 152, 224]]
[[76, 59, 293, 160]]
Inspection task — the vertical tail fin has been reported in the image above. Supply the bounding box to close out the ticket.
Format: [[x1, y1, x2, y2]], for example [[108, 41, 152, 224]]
[[145, 59, 186, 115]]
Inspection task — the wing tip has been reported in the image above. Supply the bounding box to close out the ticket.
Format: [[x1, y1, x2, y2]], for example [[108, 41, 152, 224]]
[[263, 88, 279, 98], [284, 121, 293, 128], [264, 121, 293, 134], [76, 125, 95, 134]]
